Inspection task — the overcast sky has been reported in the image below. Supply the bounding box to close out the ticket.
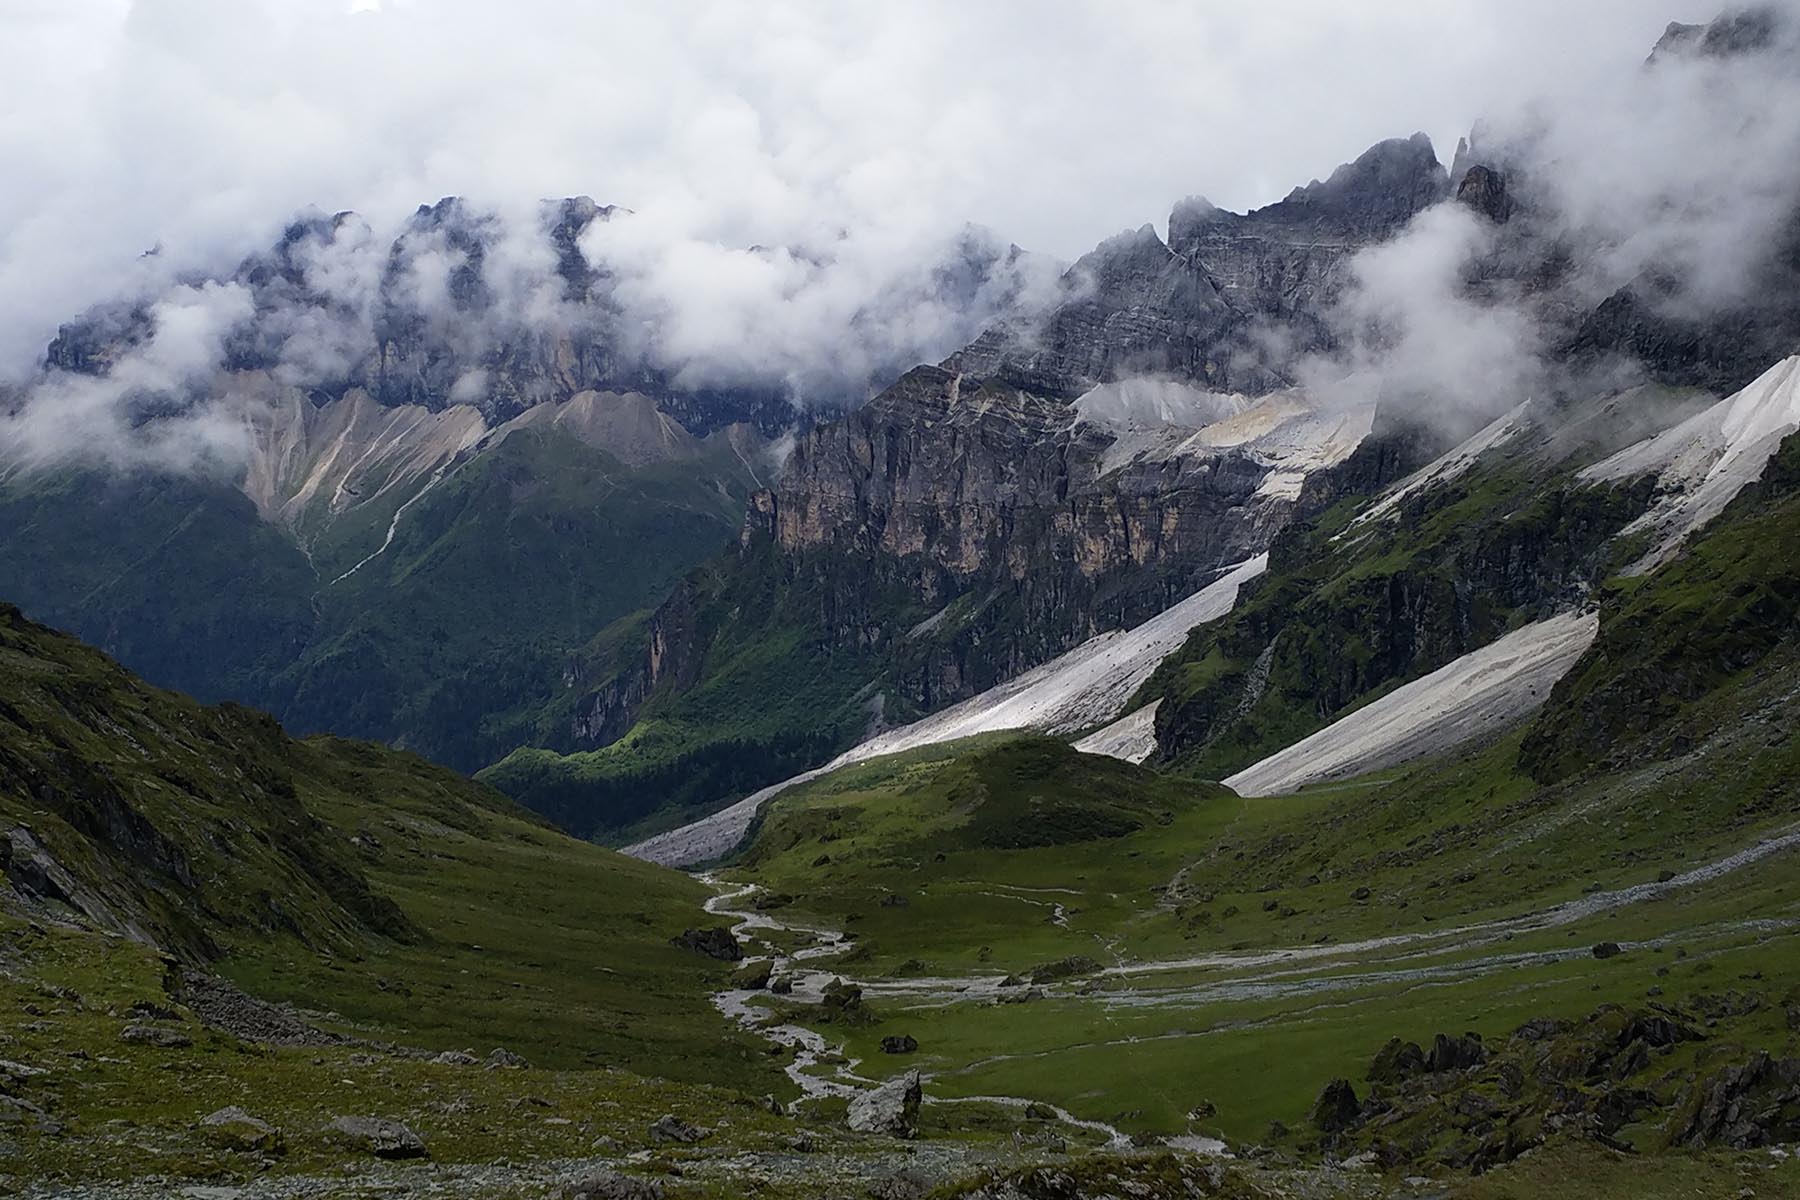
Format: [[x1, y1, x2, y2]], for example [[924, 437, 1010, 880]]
[[0, 1, 1736, 376]]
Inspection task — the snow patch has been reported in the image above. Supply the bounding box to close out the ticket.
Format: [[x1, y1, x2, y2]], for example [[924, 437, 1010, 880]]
[[1072, 379, 1250, 433], [1224, 610, 1599, 797], [1582, 355, 1800, 574]]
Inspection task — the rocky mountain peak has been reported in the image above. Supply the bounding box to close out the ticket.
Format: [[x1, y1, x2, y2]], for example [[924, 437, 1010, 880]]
[[1650, 5, 1790, 63], [1264, 133, 1447, 235]]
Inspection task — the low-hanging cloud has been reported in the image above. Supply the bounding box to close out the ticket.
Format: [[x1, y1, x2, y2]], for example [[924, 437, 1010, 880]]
[[1300, 2, 1800, 431], [0, 1, 1686, 380], [1, 1, 1788, 470], [0, 281, 257, 472]]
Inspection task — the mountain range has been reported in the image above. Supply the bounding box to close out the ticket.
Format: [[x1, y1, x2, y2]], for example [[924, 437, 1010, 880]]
[[5, 8, 1800, 1199]]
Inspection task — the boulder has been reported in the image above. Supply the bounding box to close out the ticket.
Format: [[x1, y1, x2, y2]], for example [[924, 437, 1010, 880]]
[[1367, 1037, 1427, 1083], [564, 1168, 664, 1200], [671, 927, 742, 961], [880, 1034, 918, 1055], [820, 978, 865, 1018], [769, 975, 794, 995], [0, 1093, 62, 1135], [732, 959, 774, 990], [847, 1070, 922, 1138], [325, 1115, 428, 1159], [1026, 955, 1100, 984], [1310, 1078, 1361, 1133], [485, 1047, 529, 1070], [1669, 1053, 1800, 1149], [121, 1024, 191, 1048], [128, 1000, 183, 1022], [1426, 1032, 1487, 1073], [648, 1113, 707, 1144], [1591, 942, 1625, 960], [199, 1106, 283, 1154], [431, 1049, 479, 1066]]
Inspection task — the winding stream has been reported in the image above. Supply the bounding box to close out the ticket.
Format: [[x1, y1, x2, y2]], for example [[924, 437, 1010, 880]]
[[700, 875, 1148, 1150]]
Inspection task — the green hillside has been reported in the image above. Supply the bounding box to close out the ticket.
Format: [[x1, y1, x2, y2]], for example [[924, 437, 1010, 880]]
[[0, 424, 756, 775], [0, 601, 769, 1085]]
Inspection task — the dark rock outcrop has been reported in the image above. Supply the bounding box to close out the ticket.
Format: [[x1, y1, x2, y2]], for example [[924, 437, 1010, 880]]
[[670, 927, 742, 961], [648, 1113, 708, 1144], [565, 1169, 665, 1200], [964, 134, 1449, 399], [1426, 1033, 1488, 1074], [1310, 1078, 1361, 1133], [731, 958, 774, 990]]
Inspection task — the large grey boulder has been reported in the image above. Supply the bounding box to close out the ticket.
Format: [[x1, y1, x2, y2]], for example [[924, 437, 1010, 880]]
[[484, 1046, 529, 1070], [324, 1115, 428, 1159], [670, 927, 742, 961], [200, 1106, 283, 1153], [648, 1113, 708, 1144], [846, 1070, 922, 1138]]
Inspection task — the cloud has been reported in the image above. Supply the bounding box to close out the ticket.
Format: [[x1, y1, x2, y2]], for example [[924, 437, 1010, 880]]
[[0, 1, 1685, 383], [5, 1, 1796, 471], [1298, 4, 1800, 431], [0, 280, 257, 472], [1298, 204, 1547, 430]]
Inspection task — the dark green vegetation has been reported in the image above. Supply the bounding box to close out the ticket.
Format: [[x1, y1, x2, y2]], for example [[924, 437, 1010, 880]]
[[480, 539, 928, 842], [0, 424, 757, 775], [0, 467, 318, 717], [1523, 430, 1800, 781], [0, 602, 769, 1084]]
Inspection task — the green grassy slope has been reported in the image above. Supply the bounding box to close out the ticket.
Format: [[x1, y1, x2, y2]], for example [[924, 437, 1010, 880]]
[[273, 426, 756, 772], [0, 466, 318, 709], [0, 602, 771, 1088], [726, 648, 1800, 1149], [732, 736, 1231, 974], [1523, 430, 1800, 780]]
